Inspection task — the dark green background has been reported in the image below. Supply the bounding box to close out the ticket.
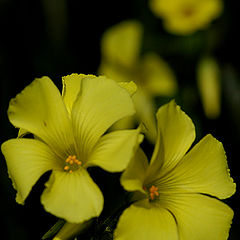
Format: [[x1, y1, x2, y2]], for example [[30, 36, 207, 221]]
[[0, 0, 239, 239]]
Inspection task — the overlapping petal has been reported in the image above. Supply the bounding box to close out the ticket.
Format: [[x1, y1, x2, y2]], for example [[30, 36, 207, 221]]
[[1, 139, 60, 204], [114, 199, 178, 240], [85, 129, 143, 172], [71, 76, 136, 160], [120, 148, 149, 193], [133, 89, 157, 143], [41, 169, 103, 223], [148, 100, 195, 180], [160, 193, 233, 240], [62, 73, 96, 114], [157, 134, 236, 199], [7, 77, 75, 159]]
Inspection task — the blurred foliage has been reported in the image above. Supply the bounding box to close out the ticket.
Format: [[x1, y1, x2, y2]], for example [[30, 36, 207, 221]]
[[0, 0, 239, 239]]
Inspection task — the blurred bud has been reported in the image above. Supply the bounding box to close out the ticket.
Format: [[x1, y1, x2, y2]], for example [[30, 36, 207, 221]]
[[197, 57, 221, 119]]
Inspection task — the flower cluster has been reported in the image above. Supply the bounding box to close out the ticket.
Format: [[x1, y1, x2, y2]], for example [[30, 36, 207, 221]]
[[1, 73, 236, 240]]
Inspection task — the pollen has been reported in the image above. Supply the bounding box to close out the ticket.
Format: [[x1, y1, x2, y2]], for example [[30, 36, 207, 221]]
[[63, 155, 82, 173], [144, 185, 159, 201]]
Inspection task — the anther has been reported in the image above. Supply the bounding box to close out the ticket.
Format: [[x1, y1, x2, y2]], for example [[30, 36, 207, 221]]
[[64, 166, 70, 171], [144, 185, 159, 201], [63, 155, 82, 173]]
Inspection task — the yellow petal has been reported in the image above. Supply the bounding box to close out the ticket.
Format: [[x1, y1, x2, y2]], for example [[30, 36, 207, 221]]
[[110, 115, 136, 131], [1, 139, 60, 204], [197, 57, 221, 119], [114, 200, 178, 240], [120, 148, 149, 193], [133, 89, 157, 143], [140, 52, 177, 96], [8, 76, 75, 159], [148, 100, 195, 179], [17, 128, 29, 138], [101, 20, 142, 68], [41, 169, 103, 223], [150, 0, 223, 35], [160, 193, 233, 240], [62, 73, 96, 114], [118, 81, 137, 96], [71, 76, 135, 159], [85, 129, 143, 172], [158, 134, 236, 199]]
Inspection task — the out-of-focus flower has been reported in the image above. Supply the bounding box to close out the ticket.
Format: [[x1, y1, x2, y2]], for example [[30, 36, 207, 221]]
[[197, 57, 221, 119], [1, 74, 142, 223], [149, 0, 223, 35], [114, 100, 235, 240], [99, 20, 177, 143]]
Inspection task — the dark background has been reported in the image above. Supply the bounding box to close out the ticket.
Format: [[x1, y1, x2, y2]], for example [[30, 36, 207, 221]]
[[0, 0, 239, 239]]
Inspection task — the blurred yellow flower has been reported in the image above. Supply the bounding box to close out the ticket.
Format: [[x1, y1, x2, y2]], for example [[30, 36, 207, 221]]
[[99, 20, 177, 143], [197, 57, 221, 119], [115, 100, 235, 240], [149, 0, 223, 35], [1, 74, 142, 223]]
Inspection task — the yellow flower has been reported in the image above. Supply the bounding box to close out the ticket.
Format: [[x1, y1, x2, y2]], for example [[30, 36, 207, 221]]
[[149, 0, 223, 35], [197, 56, 221, 119], [99, 20, 177, 142], [1, 74, 143, 223], [114, 100, 235, 240]]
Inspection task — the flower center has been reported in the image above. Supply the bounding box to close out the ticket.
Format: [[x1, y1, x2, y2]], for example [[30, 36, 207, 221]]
[[63, 155, 82, 173], [182, 7, 195, 17], [143, 185, 159, 201]]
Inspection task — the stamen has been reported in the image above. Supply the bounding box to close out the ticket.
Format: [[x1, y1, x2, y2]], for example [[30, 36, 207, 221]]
[[143, 185, 159, 201], [63, 155, 82, 173]]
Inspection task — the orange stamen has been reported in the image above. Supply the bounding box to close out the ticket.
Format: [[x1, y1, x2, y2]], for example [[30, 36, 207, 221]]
[[63, 155, 82, 173], [145, 185, 159, 201]]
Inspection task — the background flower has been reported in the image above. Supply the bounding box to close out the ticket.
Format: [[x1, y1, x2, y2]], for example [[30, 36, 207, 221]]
[[99, 20, 177, 142], [149, 0, 223, 35]]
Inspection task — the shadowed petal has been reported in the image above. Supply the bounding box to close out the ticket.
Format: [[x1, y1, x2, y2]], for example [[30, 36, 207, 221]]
[[120, 148, 149, 193], [160, 193, 233, 240], [85, 129, 143, 172], [1, 139, 60, 204], [114, 200, 178, 240], [133, 89, 157, 143], [41, 169, 104, 223]]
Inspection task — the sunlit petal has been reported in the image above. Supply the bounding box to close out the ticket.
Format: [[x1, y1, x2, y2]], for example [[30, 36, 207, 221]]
[[157, 134, 236, 199], [8, 77, 75, 159], [148, 100, 195, 180], [71, 76, 135, 159], [62, 73, 96, 114]]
